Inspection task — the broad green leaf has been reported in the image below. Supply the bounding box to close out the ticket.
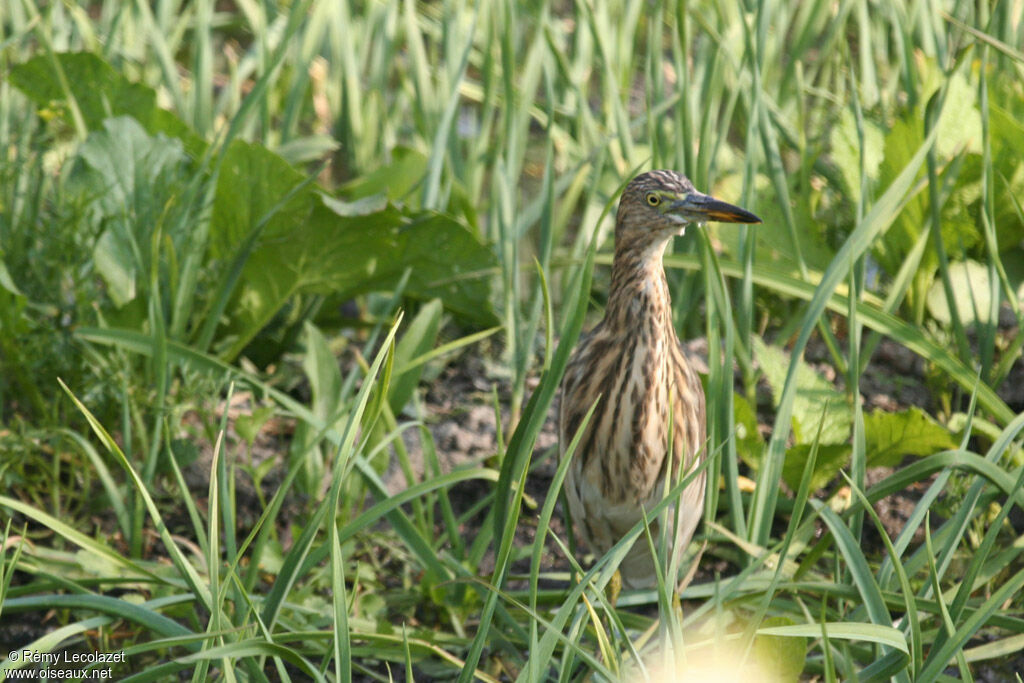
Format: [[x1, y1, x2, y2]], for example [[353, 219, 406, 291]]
[[211, 141, 496, 358], [781, 443, 851, 493], [830, 108, 885, 204], [870, 69, 984, 310], [871, 117, 927, 279], [864, 406, 957, 467], [753, 616, 807, 682], [10, 53, 155, 132], [0, 260, 25, 297], [713, 174, 834, 274], [933, 69, 983, 158], [210, 139, 317, 258], [76, 117, 188, 215], [341, 146, 429, 203], [752, 336, 851, 445], [327, 206, 495, 322], [301, 321, 343, 429], [73, 117, 189, 307], [9, 52, 203, 155], [92, 228, 136, 307], [224, 199, 497, 355], [926, 259, 995, 326], [738, 388, 849, 495], [235, 405, 275, 447], [275, 134, 340, 165], [989, 101, 1024, 251], [389, 299, 443, 414], [734, 391, 765, 468]]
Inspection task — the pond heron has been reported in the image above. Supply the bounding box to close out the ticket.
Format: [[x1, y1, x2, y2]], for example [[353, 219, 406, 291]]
[[560, 170, 760, 590]]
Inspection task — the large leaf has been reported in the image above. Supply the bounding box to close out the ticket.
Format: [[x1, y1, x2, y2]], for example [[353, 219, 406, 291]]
[[714, 173, 834, 274], [211, 142, 497, 358], [735, 390, 850, 495], [925, 259, 996, 326], [388, 299, 443, 414], [209, 139, 317, 258], [871, 67, 983, 295], [752, 616, 807, 682], [830, 108, 885, 206], [871, 115, 929, 281], [9, 52, 202, 155], [341, 146, 429, 203], [989, 100, 1024, 252], [734, 391, 765, 469], [752, 336, 851, 445], [931, 68, 983, 159], [864, 407, 957, 468], [782, 443, 851, 493], [301, 322, 344, 430], [329, 207, 496, 320], [72, 117, 189, 307], [10, 53, 155, 131]]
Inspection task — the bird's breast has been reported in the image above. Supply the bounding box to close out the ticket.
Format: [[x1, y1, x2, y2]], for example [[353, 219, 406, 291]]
[[562, 321, 703, 506]]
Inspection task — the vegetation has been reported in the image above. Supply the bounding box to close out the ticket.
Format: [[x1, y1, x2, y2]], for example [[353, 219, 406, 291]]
[[1, 0, 1023, 680]]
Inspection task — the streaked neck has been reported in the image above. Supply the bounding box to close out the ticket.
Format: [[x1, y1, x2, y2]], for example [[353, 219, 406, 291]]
[[605, 236, 675, 335]]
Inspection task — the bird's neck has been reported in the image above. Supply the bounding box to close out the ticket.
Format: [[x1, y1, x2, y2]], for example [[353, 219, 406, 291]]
[[605, 236, 677, 338]]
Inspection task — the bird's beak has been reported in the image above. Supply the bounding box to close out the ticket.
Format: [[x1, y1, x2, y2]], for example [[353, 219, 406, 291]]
[[667, 192, 762, 224]]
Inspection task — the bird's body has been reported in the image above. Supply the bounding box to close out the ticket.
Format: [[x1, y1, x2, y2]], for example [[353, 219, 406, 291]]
[[560, 170, 760, 589]]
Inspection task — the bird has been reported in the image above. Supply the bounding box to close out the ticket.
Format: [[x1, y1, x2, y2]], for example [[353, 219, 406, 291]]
[[560, 169, 760, 590]]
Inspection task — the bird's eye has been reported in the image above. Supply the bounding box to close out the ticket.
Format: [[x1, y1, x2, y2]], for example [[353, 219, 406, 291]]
[[646, 193, 660, 206]]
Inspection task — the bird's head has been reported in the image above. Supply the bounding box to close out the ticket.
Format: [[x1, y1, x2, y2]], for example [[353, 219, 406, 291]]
[[616, 170, 761, 246]]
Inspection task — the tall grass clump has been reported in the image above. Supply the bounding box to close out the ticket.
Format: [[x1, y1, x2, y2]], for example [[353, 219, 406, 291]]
[[1, 0, 1023, 680]]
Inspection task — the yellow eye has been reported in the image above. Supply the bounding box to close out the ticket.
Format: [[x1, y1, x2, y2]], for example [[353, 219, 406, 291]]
[[646, 193, 660, 206]]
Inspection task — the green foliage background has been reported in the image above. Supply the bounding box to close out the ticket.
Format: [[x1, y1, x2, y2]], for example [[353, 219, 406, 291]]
[[1, 0, 1023, 681]]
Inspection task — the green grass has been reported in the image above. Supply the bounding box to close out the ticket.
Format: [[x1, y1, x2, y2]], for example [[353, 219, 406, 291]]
[[1, 0, 1024, 680]]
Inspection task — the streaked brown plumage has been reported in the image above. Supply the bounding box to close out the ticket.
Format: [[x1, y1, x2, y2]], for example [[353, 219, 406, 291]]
[[560, 170, 760, 589]]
